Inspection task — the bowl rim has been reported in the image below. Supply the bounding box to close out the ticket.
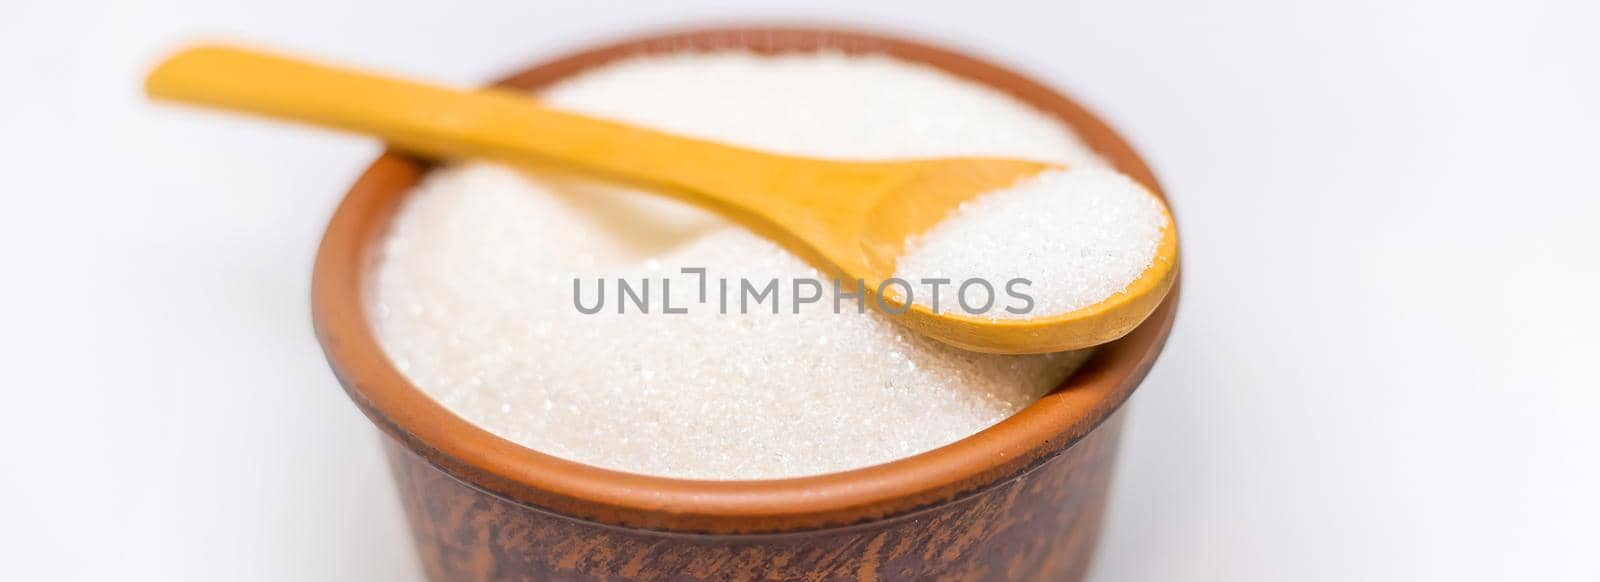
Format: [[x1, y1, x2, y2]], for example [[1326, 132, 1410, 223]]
[[312, 25, 1180, 535]]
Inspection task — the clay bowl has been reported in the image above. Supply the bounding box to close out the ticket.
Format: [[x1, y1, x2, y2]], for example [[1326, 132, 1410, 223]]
[[313, 26, 1178, 582]]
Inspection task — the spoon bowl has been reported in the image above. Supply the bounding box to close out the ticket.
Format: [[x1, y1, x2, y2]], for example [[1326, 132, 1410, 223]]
[[762, 155, 1178, 353]]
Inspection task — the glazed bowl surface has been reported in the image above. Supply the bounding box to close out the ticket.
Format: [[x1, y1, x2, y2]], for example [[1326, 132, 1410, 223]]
[[312, 25, 1178, 581]]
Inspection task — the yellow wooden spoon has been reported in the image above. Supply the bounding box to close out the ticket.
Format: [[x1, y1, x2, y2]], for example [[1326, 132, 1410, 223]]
[[146, 44, 1176, 354]]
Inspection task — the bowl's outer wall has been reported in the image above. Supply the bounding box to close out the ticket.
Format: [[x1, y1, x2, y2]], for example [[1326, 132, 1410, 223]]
[[387, 413, 1125, 582]]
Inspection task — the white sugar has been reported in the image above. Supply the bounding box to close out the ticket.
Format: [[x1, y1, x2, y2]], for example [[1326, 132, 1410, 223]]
[[894, 168, 1168, 318], [369, 52, 1108, 480]]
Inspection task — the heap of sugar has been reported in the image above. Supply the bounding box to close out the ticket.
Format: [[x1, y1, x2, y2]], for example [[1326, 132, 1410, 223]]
[[893, 168, 1168, 318], [370, 52, 1107, 480]]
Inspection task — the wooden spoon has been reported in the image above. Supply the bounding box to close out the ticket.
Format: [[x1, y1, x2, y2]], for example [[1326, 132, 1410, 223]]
[[146, 44, 1176, 354]]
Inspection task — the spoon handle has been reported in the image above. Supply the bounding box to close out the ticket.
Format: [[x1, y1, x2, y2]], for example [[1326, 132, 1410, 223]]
[[146, 45, 785, 199]]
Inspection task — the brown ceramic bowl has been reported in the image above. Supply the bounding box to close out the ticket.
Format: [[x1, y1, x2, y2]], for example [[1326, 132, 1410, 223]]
[[313, 27, 1178, 582]]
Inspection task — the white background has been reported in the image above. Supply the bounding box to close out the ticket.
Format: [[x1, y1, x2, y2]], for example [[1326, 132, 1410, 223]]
[[3, 1, 1596, 580]]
